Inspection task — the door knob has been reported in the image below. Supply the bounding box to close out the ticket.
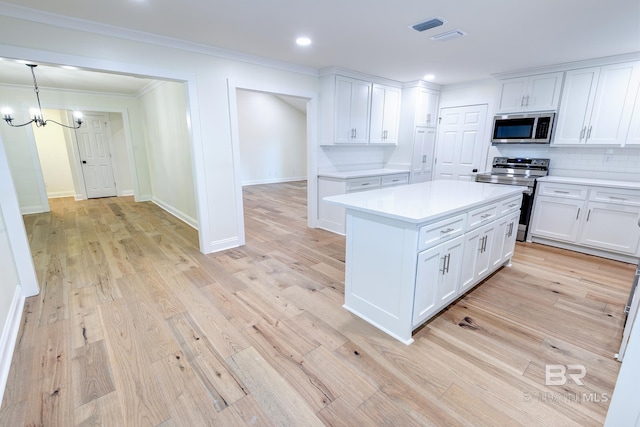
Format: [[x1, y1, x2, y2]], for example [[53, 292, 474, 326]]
[[82, 160, 87, 164]]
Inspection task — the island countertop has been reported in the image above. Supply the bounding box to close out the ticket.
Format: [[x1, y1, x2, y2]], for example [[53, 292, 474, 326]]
[[324, 180, 527, 224]]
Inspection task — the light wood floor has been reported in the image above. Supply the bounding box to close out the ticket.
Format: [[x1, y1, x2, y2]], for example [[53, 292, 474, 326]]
[[1, 181, 636, 426]]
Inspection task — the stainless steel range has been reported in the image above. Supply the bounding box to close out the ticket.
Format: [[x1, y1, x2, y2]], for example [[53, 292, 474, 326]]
[[475, 157, 550, 241]]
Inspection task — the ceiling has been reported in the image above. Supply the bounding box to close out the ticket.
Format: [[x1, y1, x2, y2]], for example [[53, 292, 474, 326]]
[[1, 0, 639, 93]]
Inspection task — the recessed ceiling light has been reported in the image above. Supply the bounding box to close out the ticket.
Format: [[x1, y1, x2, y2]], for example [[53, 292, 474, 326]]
[[296, 37, 312, 46], [431, 29, 467, 42], [61, 65, 78, 70], [423, 74, 435, 81]]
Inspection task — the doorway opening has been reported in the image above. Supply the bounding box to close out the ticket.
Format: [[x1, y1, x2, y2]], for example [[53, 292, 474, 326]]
[[227, 80, 318, 247]]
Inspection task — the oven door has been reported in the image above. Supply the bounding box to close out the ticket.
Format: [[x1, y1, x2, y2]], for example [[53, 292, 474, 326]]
[[518, 188, 534, 241]]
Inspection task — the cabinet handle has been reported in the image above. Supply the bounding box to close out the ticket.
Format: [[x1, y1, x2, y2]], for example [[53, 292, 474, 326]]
[[506, 222, 513, 238], [482, 235, 487, 253], [576, 208, 580, 220], [609, 196, 627, 201], [586, 209, 591, 222], [440, 256, 447, 275], [361, 183, 370, 186], [445, 253, 451, 273], [422, 155, 427, 163], [580, 126, 586, 141], [521, 96, 525, 107], [586, 126, 592, 141], [508, 203, 518, 208], [524, 95, 530, 107], [553, 190, 570, 194], [480, 213, 492, 220], [440, 227, 455, 234]]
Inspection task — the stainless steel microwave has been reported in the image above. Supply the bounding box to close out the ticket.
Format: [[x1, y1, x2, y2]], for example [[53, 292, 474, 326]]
[[491, 112, 555, 144]]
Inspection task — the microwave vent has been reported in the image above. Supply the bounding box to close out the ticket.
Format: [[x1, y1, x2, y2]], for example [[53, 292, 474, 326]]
[[411, 17, 445, 32], [431, 29, 467, 42]]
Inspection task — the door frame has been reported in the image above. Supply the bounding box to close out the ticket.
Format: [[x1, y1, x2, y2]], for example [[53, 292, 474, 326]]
[[227, 78, 318, 246]]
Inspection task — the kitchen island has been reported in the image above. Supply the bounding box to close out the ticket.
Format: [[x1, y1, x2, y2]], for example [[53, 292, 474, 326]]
[[324, 180, 526, 344]]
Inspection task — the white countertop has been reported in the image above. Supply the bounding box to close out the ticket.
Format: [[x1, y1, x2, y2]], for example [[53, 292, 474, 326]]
[[318, 168, 409, 180], [324, 180, 526, 224], [539, 176, 640, 190]]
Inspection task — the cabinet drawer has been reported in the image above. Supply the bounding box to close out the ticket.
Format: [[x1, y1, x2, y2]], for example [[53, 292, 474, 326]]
[[589, 187, 640, 206], [346, 177, 381, 192], [418, 214, 466, 251], [467, 203, 498, 230], [381, 173, 409, 187], [498, 195, 523, 217], [537, 182, 587, 200]]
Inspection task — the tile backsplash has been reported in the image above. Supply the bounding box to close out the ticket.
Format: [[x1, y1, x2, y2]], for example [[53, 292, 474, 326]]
[[491, 145, 640, 182]]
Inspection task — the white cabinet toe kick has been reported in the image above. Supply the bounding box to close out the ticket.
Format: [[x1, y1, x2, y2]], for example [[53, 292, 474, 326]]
[[324, 180, 525, 344]]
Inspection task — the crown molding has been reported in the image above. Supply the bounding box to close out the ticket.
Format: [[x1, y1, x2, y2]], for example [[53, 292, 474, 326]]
[[0, 2, 320, 78]]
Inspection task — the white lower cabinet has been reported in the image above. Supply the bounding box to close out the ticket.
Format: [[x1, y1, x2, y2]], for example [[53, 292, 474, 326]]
[[494, 212, 520, 265], [578, 202, 640, 254], [413, 235, 464, 326], [530, 196, 584, 242], [530, 179, 640, 260]]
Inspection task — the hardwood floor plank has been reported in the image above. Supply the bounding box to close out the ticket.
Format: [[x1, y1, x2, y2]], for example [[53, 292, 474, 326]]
[[71, 340, 116, 408], [227, 346, 324, 426], [98, 299, 171, 426], [166, 312, 248, 409], [74, 389, 125, 427]]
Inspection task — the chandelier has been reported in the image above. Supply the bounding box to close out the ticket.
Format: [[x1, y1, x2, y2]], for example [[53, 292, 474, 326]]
[[1, 64, 83, 129]]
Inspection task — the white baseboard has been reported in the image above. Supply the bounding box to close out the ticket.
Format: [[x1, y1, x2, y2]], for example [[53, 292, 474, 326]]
[[117, 189, 135, 197], [242, 176, 306, 186], [0, 287, 25, 407], [47, 191, 75, 199], [19, 205, 46, 215], [151, 197, 198, 230], [205, 236, 241, 254]]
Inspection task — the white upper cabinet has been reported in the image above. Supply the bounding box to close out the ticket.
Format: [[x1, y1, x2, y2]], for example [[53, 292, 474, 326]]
[[554, 61, 640, 145], [414, 88, 440, 128], [370, 84, 401, 144], [495, 72, 564, 113], [335, 76, 371, 144], [319, 73, 403, 145], [625, 82, 640, 145]]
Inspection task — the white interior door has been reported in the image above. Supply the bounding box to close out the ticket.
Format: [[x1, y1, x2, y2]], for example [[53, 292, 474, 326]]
[[75, 113, 117, 198], [410, 126, 435, 183], [434, 105, 488, 181]]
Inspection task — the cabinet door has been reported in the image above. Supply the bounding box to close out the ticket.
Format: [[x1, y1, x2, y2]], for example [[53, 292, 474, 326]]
[[526, 72, 564, 111], [530, 195, 584, 242], [459, 221, 496, 294], [501, 212, 520, 262], [415, 88, 440, 127], [370, 85, 400, 144], [579, 202, 640, 254], [626, 84, 640, 145], [554, 67, 600, 144], [587, 62, 640, 145], [413, 244, 444, 325], [414, 235, 464, 326], [410, 127, 435, 183], [495, 77, 528, 112], [335, 76, 371, 144], [436, 236, 465, 308]]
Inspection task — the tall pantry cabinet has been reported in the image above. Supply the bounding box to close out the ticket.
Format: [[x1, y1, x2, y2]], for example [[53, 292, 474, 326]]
[[397, 81, 441, 183]]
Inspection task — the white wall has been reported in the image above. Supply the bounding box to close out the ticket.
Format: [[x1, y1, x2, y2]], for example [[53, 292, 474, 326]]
[[237, 90, 307, 185], [109, 112, 134, 195], [138, 81, 197, 227], [33, 109, 75, 198]]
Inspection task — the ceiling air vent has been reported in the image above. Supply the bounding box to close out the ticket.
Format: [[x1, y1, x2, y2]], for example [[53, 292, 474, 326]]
[[411, 17, 445, 32], [431, 29, 467, 42]]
